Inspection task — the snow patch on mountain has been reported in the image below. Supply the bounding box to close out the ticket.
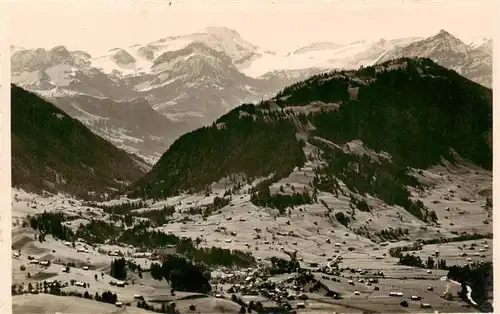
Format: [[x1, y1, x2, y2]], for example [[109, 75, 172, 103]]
[[36, 87, 83, 98], [292, 42, 342, 54], [89, 26, 264, 77], [44, 63, 74, 86], [242, 37, 422, 77], [92, 48, 152, 76]]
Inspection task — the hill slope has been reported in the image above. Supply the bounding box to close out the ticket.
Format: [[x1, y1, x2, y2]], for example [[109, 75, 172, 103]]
[[274, 57, 492, 170], [11, 84, 147, 200], [47, 94, 190, 164], [128, 58, 492, 223]]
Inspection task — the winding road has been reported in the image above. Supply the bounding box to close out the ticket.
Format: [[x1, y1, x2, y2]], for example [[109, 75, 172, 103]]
[[440, 276, 477, 305], [326, 253, 341, 272]]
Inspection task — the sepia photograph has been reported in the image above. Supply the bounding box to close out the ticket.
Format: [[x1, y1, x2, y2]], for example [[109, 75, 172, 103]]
[[5, 0, 496, 313]]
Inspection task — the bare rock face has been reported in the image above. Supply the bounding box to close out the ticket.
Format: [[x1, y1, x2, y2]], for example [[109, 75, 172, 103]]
[[111, 49, 136, 67], [137, 45, 155, 61]]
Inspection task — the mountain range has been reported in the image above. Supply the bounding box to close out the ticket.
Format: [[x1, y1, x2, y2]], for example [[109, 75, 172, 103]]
[[10, 50, 494, 314], [127, 58, 492, 206], [375, 30, 493, 88], [10, 56, 492, 230], [11, 27, 492, 162]]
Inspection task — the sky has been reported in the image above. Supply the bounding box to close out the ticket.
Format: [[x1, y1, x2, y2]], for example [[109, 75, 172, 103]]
[[6, 0, 498, 55]]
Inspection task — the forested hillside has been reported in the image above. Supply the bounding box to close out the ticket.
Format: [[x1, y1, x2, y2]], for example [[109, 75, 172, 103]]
[[11, 85, 147, 200], [128, 58, 492, 217]]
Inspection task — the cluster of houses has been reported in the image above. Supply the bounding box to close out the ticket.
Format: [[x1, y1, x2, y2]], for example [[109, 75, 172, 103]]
[[224, 271, 310, 309], [212, 265, 338, 310]]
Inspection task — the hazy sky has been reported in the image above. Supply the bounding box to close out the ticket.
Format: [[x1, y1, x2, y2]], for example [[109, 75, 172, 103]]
[[6, 0, 497, 55]]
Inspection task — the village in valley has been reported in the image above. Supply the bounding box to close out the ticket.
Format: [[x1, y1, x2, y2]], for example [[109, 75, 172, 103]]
[[11, 155, 493, 314], [8, 3, 494, 314]]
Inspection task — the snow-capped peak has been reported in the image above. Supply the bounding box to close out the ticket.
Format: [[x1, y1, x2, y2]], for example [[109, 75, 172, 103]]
[[200, 26, 242, 38], [396, 29, 471, 56], [88, 26, 267, 76], [190, 26, 263, 65], [292, 42, 342, 55], [436, 29, 452, 37], [50, 45, 74, 64], [51, 45, 70, 54]]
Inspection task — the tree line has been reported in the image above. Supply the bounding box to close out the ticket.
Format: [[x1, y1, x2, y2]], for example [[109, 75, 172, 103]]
[[149, 254, 211, 293], [309, 139, 436, 223]]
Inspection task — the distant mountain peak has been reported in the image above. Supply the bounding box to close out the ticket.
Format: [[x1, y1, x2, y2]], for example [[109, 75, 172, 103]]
[[112, 49, 136, 65], [433, 29, 460, 41], [375, 30, 490, 87], [51, 45, 69, 53], [201, 26, 241, 37], [50, 46, 73, 62], [424, 29, 470, 55]]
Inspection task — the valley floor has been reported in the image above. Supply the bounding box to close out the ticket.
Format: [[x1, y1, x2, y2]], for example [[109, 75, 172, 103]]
[[11, 159, 492, 314]]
